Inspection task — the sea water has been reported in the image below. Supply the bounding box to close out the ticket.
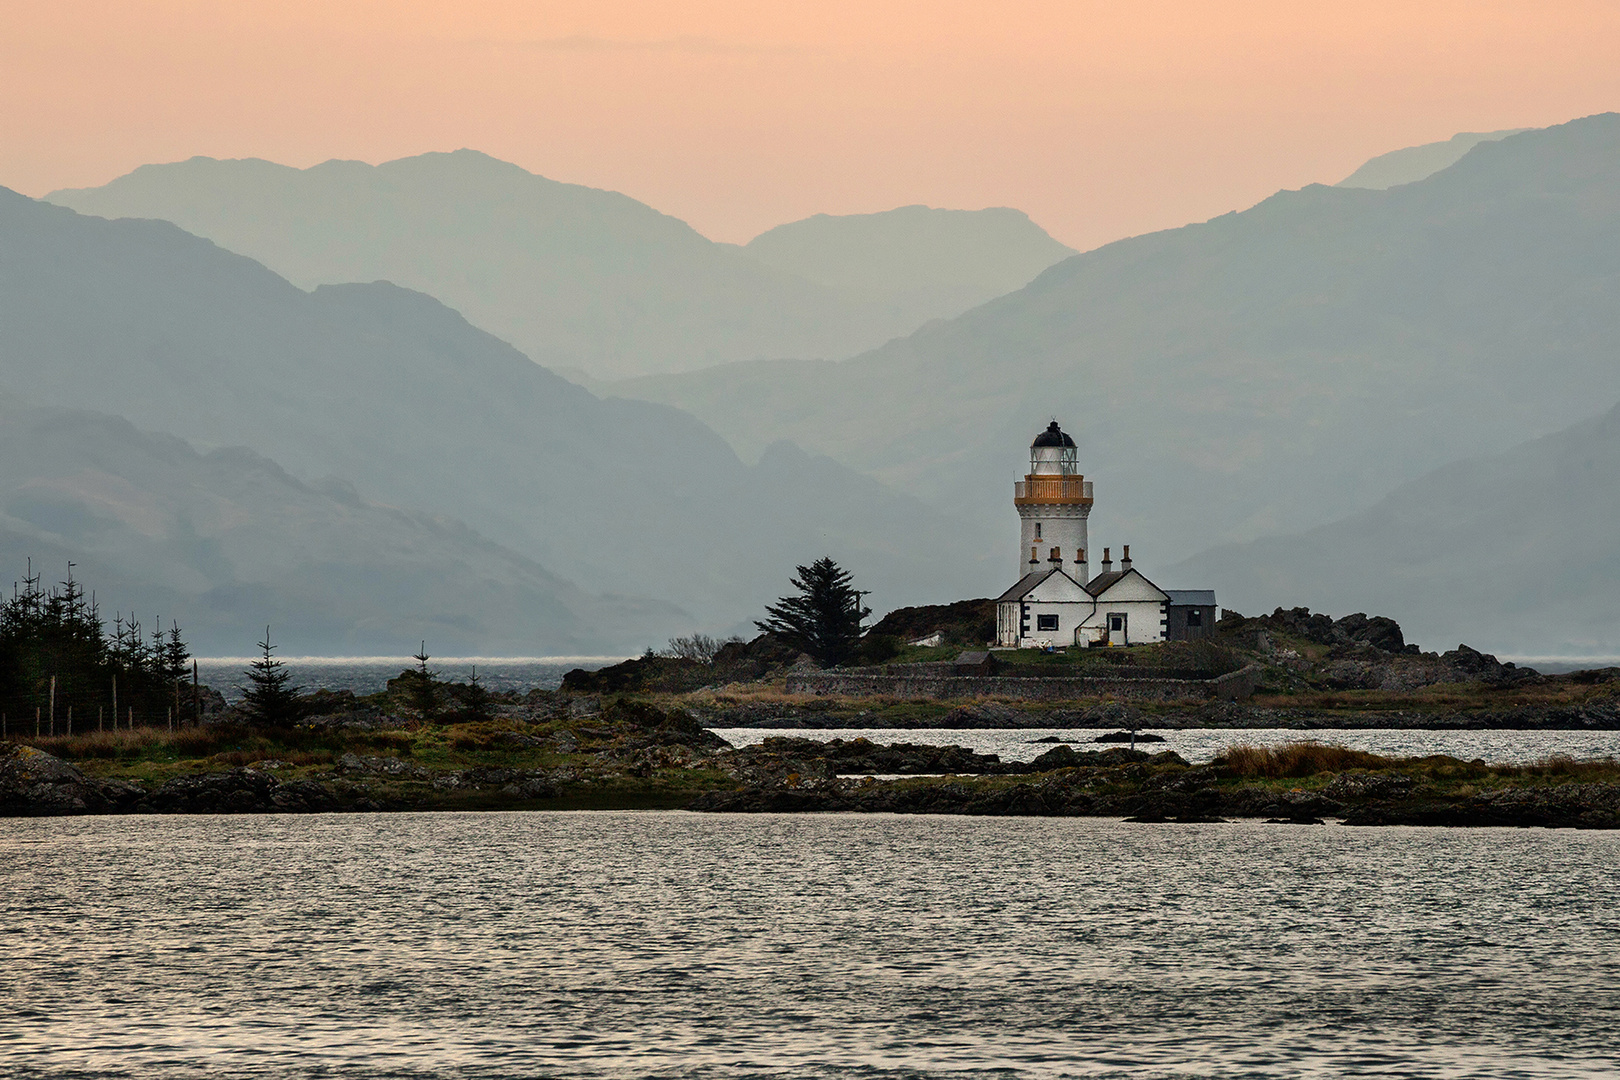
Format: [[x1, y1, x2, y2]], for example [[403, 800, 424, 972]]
[[193, 657, 628, 699], [714, 727, 1620, 765], [2, 812, 1617, 1078]]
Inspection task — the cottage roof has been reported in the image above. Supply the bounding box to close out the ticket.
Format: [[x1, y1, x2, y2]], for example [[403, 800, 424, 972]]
[[1085, 566, 1170, 601], [996, 568, 1061, 602], [1165, 589, 1217, 606], [1083, 570, 1125, 595]]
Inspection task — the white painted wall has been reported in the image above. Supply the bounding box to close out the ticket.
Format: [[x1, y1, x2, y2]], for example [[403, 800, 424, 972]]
[[1017, 503, 1089, 579]]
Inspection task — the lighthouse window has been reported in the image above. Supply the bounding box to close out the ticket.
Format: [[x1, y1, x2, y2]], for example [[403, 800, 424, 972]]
[[1036, 614, 1059, 632], [1034, 524, 1042, 540]]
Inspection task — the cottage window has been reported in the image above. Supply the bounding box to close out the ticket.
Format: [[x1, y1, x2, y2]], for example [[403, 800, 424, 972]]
[[1036, 614, 1059, 632]]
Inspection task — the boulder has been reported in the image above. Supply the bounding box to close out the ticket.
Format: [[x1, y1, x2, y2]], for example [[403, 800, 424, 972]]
[[0, 745, 112, 815]]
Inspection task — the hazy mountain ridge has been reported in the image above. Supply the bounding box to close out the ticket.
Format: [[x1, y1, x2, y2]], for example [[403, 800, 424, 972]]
[[0, 188, 997, 643], [1170, 398, 1620, 656], [603, 115, 1620, 627], [739, 205, 1074, 339], [1336, 128, 1530, 190], [0, 400, 686, 654], [46, 152, 1074, 379]]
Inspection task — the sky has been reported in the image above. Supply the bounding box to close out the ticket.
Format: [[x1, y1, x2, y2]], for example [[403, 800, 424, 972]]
[[4, 1, 1618, 249]]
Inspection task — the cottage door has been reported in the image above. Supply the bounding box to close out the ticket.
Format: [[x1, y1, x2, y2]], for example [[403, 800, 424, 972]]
[[1107, 612, 1127, 646]]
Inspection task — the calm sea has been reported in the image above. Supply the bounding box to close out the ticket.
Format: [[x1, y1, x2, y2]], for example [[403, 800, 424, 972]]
[[194, 656, 629, 699], [714, 728, 1620, 766], [2, 813, 1617, 1078]]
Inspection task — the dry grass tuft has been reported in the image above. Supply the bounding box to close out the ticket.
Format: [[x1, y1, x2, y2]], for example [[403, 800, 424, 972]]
[[1220, 741, 1396, 778], [1516, 754, 1620, 780]]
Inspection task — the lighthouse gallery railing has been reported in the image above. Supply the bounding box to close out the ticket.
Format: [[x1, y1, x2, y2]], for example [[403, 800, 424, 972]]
[[1014, 477, 1093, 505]]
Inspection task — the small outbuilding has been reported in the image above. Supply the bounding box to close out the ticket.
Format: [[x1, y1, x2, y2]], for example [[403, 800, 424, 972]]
[[1165, 590, 1218, 641]]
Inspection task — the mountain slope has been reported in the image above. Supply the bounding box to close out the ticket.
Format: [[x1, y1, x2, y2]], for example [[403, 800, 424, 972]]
[[0, 400, 685, 654], [1336, 128, 1529, 190], [605, 114, 1620, 605], [0, 189, 997, 632], [741, 205, 1073, 332], [46, 153, 1065, 380], [1170, 399, 1620, 656]]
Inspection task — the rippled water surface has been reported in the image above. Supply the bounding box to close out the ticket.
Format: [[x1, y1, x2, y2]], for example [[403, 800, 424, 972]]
[[714, 727, 1620, 765], [3, 813, 1619, 1079], [193, 657, 626, 699]]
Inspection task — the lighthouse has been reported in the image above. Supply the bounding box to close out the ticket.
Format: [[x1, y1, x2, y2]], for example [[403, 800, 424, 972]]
[[996, 419, 1218, 647], [1015, 421, 1094, 578]]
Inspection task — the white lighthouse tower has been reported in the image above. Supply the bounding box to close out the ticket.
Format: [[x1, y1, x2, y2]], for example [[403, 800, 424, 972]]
[[1015, 420, 1094, 579]]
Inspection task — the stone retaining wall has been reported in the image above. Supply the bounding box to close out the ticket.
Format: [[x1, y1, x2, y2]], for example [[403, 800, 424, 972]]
[[785, 664, 1262, 703]]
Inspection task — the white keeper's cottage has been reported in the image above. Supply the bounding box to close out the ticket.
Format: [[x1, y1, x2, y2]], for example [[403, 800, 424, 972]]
[[994, 421, 1218, 648]]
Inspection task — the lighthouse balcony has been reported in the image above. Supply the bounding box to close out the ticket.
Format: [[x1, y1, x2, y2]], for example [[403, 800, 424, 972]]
[[1014, 477, 1093, 506]]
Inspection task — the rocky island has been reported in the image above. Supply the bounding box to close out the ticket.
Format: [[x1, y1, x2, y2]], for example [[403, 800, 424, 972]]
[[4, 602, 1620, 828]]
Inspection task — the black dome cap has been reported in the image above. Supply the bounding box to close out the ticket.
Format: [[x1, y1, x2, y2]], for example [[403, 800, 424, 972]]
[[1031, 420, 1076, 448]]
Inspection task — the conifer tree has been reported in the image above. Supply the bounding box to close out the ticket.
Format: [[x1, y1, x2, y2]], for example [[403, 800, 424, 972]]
[[163, 622, 190, 684], [399, 641, 439, 721], [242, 626, 301, 726], [755, 557, 870, 666]]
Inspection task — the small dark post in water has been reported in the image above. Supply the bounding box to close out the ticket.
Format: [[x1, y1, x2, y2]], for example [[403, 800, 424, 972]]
[[1130, 727, 1137, 750]]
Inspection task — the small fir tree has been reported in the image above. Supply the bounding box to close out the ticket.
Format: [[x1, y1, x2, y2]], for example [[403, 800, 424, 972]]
[[242, 626, 301, 726], [398, 641, 439, 721], [755, 557, 870, 667], [456, 664, 494, 724]]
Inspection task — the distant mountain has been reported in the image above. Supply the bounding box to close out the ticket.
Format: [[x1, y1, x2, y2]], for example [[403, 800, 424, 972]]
[[741, 205, 1073, 332], [0, 400, 684, 655], [0, 189, 998, 642], [45, 153, 1069, 380], [1170, 399, 1620, 657], [604, 114, 1620, 629], [1336, 128, 1530, 190]]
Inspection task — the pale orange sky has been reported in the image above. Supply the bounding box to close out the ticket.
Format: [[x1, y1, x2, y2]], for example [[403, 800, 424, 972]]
[[4, 1, 1618, 248]]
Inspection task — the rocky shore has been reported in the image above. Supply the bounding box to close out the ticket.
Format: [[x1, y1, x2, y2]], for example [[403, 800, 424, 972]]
[[4, 700, 1617, 828]]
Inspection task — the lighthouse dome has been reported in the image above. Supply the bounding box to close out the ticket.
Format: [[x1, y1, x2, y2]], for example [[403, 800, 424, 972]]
[[1031, 421, 1076, 449]]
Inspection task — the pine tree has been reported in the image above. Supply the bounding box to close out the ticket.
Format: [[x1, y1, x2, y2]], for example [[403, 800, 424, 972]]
[[163, 622, 190, 684], [754, 557, 870, 667], [455, 664, 493, 724], [242, 626, 301, 726], [398, 641, 439, 721]]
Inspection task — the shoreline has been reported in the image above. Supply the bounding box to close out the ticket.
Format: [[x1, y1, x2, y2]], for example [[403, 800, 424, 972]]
[[5, 706, 1617, 828]]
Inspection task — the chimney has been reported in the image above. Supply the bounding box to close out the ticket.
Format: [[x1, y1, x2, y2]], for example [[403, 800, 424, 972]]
[[1048, 546, 1062, 564], [1100, 547, 1113, 573], [1121, 544, 1132, 572], [1030, 545, 1039, 566], [1075, 547, 1088, 580]]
